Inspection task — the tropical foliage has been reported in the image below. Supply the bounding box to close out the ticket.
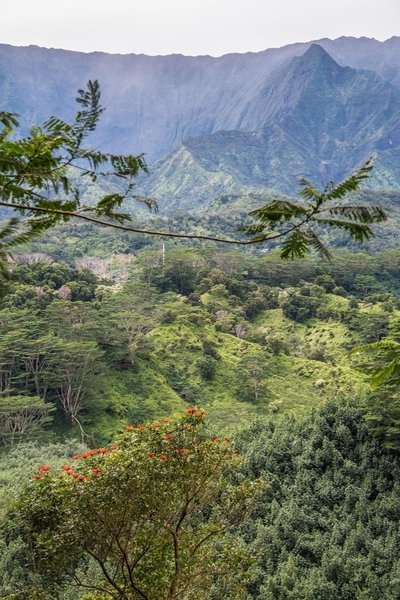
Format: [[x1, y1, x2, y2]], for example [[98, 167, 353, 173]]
[[0, 80, 389, 294], [2, 246, 400, 443], [240, 158, 387, 258], [0, 79, 399, 600], [9, 410, 263, 599], [238, 401, 400, 600], [0, 81, 154, 287]]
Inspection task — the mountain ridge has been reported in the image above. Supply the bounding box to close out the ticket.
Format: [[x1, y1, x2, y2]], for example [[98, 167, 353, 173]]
[[3, 35, 399, 58], [1, 37, 400, 162], [136, 45, 400, 211]]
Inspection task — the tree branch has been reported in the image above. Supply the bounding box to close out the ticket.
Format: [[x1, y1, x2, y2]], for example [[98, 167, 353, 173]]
[[0, 200, 301, 246], [85, 548, 130, 600]]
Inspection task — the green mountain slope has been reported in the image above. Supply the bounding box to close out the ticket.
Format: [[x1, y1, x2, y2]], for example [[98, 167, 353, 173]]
[[138, 46, 400, 210], [5, 246, 398, 442]]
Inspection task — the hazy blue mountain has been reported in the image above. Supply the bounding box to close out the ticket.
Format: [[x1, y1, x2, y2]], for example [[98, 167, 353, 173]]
[[319, 36, 400, 87], [1, 37, 400, 163], [136, 45, 400, 211]]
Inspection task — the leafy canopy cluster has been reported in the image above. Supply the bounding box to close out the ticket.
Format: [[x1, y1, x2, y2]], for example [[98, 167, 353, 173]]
[[3, 245, 400, 443], [0, 81, 153, 281], [0, 303, 104, 444], [238, 400, 400, 599]]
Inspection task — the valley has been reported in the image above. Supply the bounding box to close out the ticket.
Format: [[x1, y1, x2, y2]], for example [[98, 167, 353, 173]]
[[1, 34, 400, 599]]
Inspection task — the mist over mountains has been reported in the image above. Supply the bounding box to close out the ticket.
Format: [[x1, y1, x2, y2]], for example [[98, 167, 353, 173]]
[[139, 44, 400, 210], [1, 37, 400, 211]]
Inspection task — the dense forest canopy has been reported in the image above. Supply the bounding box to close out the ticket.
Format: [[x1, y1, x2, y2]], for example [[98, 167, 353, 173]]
[[238, 401, 400, 600], [1, 243, 400, 600], [1, 244, 400, 440]]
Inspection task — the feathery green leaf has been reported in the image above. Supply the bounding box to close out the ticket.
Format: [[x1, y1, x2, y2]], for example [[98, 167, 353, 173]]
[[280, 231, 309, 259], [328, 205, 387, 223], [317, 218, 374, 242], [324, 157, 374, 201]]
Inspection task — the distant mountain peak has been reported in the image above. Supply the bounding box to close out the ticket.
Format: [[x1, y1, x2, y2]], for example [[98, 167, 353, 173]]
[[295, 43, 340, 69], [252, 43, 347, 126], [304, 43, 333, 58], [138, 38, 400, 208]]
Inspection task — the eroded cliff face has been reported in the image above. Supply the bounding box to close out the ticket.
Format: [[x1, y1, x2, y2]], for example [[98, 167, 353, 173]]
[[1, 36, 400, 163], [137, 45, 400, 210]]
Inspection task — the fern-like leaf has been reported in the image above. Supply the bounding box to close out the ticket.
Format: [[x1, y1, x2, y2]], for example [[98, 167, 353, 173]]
[[349, 339, 400, 357], [305, 228, 332, 259], [298, 178, 323, 203], [349, 339, 400, 387], [280, 231, 309, 259], [249, 199, 308, 224], [316, 218, 374, 242], [75, 79, 105, 136], [370, 361, 400, 388], [328, 205, 387, 223], [324, 157, 374, 201]]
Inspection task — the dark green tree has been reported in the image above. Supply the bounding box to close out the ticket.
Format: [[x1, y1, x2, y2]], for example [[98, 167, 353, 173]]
[[238, 401, 400, 599], [0, 395, 54, 445], [281, 288, 321, 322]]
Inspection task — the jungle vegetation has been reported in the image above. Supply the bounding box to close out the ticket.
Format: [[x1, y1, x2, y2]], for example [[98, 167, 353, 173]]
[[1, 82, 400, 599]]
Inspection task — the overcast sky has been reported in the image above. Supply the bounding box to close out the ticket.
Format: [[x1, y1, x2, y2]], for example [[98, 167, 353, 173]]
[[2, 0, 399, 56]]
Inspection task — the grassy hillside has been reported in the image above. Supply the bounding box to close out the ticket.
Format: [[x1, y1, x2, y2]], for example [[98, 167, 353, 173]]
[[95, 312, 371, 438], [3, 245, 400, 444], [82, 289, 378, 440]]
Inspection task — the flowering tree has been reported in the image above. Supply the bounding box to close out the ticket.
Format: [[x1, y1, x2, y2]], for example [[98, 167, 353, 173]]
[[15, 409, 264, 599]]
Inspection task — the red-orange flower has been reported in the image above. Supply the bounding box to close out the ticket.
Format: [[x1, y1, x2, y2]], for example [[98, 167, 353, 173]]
[[186, 407, 196, 414], [213, 437, 221, 443], [160, 454, 168, 461], [163, 418, 170, 423], [39, 465, 51, 472], [62, 465, 72, 471], [148, 451, 156, 457]]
